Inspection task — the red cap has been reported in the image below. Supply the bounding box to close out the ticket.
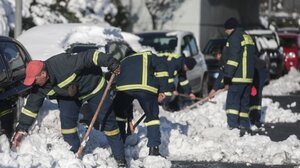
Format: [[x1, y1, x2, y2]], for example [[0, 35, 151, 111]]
[[23, 60, 44, 86]]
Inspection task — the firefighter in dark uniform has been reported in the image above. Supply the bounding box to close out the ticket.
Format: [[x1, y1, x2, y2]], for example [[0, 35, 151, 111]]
[[249, 55, 268, 129], [157, 52, 197, 111], [10, 50, 127, 166], [113, 50, 169, 156], [215, 17, 255, 135]]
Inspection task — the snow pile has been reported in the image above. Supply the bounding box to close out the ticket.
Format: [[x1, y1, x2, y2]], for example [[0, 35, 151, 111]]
[[263, 68, 300, 96]]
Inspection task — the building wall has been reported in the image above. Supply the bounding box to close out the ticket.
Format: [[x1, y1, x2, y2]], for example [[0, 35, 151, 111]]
[[199, 0, 260, 49]]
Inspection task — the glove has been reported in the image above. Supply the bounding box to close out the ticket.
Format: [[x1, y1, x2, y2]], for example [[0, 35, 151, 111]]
[[107, 58, 120, 73], [11, 130, 27, 149], [251, 86, 257, 96], [223, 77, 232, 85], [67, 84, 78, 97]]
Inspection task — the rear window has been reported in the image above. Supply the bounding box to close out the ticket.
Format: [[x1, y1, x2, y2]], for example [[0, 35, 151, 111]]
[[279, 36, 297, 48], [137, 34, 178, 53]]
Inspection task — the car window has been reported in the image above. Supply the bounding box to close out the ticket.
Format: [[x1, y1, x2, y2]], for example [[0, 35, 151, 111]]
[[138, 34, 177, 53], [182, 35, 199, 57], [0, 41, 26, 79], [279, 36, 296, 48]]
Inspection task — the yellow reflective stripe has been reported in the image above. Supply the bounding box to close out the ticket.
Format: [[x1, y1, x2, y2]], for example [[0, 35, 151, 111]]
[[58, 73, 77, 88], [104, 128, 120, 136], [116, 117, 127, 122], [241, 34, 255, 46], [144, 120, 160, 126], [226, 42, 229, 47], [79, 77, 105, 100], [250, 105, 261, 111], [164, 92, 172, 96], [116, 84, 158, 93], [61, 127, 77, 134], [227, 60, 238, 67], [22, 108, 37, 118], [168, 78, 174, 83], [129, 51, 151, 57], [93, 50, 99, 65], [231, 78, 253, 83], [47, 89, 55, 96], [47, 73, 77, 96], [180, 80, 189, 86], [154, 71, 168, 77], [0, 109, 12, 117], [226, 109, 239, 115], [239, 112, 249, 118], [174, 70, 178, 76], [243, 46, 247, 78], [142, 52, 148, 85]]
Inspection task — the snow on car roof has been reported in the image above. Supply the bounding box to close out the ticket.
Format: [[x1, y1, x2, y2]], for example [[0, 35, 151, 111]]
[[17, 23, 143, 60]]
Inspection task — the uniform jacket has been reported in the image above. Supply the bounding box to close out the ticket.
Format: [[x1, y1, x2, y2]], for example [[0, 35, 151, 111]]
[[157, 53, 192, 94], [19, 50, 113, 131], [115, 51, 169, 94], [223, 28, 255, 84]]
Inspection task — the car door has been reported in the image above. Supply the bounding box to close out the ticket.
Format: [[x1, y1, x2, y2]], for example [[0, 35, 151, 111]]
[[181, 34, 207, 94]]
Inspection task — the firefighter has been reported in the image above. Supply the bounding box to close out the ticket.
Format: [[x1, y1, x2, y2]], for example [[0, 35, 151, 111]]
[[210, 17, 255, 136], [113, 49, 169, 156], [249, 55, 269, 129], [10, 50, 127, 167], [157, 52, 197, 111]]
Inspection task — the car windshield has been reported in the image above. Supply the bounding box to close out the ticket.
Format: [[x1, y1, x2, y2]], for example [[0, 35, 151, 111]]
[[279, 36, 297, 48], [137, 33, 178, 53]]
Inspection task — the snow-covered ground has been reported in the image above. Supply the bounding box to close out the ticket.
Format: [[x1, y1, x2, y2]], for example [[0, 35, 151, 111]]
[[1, 22, 300, 168]]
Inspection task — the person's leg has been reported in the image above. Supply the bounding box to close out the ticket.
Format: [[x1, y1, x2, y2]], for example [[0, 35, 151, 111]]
[[133, 91, 161, 148], [87, 88, 125, 160], [239, 84, 251, 128], [225, 85, 241, 129], [112, 91, 134, 143], [58, 99, 81, 152]]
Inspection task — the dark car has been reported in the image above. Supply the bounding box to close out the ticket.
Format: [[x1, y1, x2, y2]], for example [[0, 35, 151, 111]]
[[0, 36, 32, 137]]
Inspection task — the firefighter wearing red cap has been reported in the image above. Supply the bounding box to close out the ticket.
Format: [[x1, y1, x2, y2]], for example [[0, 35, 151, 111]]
[[11, 50, 127, 166]]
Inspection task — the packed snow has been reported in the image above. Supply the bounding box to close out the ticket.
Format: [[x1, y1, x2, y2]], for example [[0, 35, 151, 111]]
[[1, 25, 300, 167]]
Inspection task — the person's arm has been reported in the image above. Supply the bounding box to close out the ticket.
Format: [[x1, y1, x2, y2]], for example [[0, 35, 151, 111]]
[[152, 54, 169, 94], [223, 34, 241, 84], [11, 87, 46, 148]]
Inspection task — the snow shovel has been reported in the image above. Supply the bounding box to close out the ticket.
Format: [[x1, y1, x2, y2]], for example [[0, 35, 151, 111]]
[[180, 88, 225, 112], [76, 73, 115, 158], [177, 93, 216, 104], [125, 113, 146, 146]]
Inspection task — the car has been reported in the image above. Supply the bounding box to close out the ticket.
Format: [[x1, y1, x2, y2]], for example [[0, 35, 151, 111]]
[[246, 29, 285, 78], [0, 36, 32, 137], [135, 31, 208, 97], [0, 36, 31, 100], [278, 32, 300, 72], [202, 38, 226, 91]]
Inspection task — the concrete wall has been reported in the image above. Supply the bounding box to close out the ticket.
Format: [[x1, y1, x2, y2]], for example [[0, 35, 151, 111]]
[[199, 0, 260, 49]]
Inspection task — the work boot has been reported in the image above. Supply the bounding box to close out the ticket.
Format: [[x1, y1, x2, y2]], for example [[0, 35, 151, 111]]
[[116, 158, 127, 168], [239, 127, 252, 137], [149, 146, 160, 156]]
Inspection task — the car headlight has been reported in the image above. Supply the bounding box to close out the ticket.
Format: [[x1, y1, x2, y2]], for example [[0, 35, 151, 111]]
[[285, 52, 296, 58]]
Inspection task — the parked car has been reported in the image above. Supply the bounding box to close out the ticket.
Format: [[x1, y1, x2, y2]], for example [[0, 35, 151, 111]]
[[0, 36, 32, 137], [135, 31, 208, 97], [202, 38, 226, 91], [278, 32, 300, 72], [0, 36, 31, 100], [246, 29, 284, 78]]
